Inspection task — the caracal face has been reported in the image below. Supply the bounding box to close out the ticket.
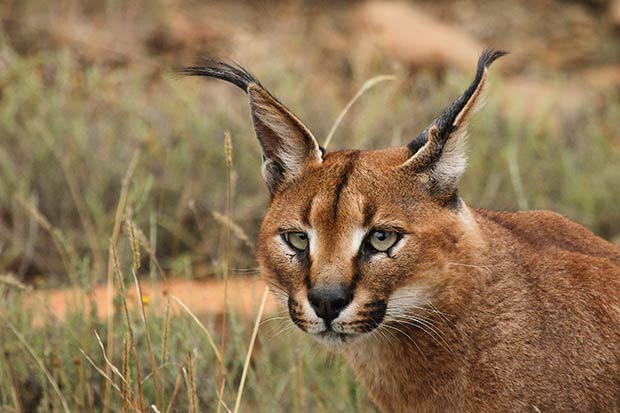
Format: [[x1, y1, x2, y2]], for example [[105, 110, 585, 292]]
[[258, 147, 467, 348]]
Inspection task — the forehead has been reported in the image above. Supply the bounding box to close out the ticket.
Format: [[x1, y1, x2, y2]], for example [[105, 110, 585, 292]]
[[270, 147, 414, 228]]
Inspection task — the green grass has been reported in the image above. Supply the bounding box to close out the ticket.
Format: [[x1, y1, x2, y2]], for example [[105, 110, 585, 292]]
[[1, 1, 620, 411]]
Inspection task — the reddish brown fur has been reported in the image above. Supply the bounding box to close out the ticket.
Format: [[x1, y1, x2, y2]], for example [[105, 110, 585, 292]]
[[256, 147, 620, 412], [259, 150, 620, 412]]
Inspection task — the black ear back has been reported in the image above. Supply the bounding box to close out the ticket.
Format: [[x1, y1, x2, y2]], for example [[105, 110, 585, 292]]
[[400, 49, 506, 198]]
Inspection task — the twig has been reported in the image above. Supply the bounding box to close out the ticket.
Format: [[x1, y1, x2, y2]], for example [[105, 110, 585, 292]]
[[233, 286, 270, 413], [323, 75, 395, 149]]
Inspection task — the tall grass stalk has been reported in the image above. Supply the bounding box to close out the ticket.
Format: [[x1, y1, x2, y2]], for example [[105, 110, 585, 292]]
[[165, 361, 186, 413], [161, 297, 172, 409], [171, 296, 222, 364], [111, 244, 146, 411], [131, 265, 161, 410], [186, 351, 199, 413], [128, 219, 162, 410], [219, 130, 234, 412], [121, 332, 133, 413], [233, 286, 270, 413], [103, 150, 140, 413]]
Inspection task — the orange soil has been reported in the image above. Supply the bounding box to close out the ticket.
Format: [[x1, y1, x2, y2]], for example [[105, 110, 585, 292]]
[[25, 277, 279, 326]]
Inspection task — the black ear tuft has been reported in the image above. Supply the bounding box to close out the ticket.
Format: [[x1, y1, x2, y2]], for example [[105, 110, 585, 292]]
[[407, 48, 507, 158], [479, 48, 508, 70], [180, 60, 260, 92]]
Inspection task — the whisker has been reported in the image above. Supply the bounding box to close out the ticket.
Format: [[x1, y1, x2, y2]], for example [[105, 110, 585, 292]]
[[387, 300, 455, 329], [260, 316, 290, 326], [271, 323, 298, 338], [388, 316, 454, 355], [369, 323, 393, 346], [381, 324, 425, 358]]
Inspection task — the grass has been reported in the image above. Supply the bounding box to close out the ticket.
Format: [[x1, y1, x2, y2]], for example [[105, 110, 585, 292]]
[[1, 1, 620, 411]]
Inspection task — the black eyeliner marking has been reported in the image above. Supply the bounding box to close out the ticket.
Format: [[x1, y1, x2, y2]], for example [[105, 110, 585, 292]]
[[301, 197, 314, 227], [363, 201, 377, 228], [332, 151, 360, 218]]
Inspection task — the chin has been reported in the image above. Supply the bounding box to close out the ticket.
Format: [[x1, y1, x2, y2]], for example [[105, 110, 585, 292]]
[[311, 330, 367, 349]]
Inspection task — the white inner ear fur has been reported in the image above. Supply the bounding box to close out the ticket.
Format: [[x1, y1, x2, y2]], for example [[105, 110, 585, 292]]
[[428, 129, 468, 186], [251, 97, 322, 177]]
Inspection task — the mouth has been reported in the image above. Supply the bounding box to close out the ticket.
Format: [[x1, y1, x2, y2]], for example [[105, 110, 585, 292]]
[[313, 329, 361, 346]]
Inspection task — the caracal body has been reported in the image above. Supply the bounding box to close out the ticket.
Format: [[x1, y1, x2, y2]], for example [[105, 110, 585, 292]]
[[184, 50, 620, 412]]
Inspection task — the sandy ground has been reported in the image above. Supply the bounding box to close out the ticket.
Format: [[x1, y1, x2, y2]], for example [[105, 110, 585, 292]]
[[24, 277, 279, 326]]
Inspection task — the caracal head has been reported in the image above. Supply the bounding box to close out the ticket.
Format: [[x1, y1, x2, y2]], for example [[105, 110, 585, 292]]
[[183, 49, 506, 348]]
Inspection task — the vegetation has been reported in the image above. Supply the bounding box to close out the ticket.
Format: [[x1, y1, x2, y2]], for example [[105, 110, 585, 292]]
[[1, 0, 619, 411]]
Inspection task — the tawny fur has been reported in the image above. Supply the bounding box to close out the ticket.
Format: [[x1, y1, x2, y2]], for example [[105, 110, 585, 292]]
[[184, 50, 620, 413]]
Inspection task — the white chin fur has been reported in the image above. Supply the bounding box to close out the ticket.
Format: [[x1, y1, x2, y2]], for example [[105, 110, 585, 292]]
[[312, 331, 364, 349]]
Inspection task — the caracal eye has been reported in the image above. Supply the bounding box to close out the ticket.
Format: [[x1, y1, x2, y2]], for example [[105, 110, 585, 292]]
[[283, 232, 309, 252], [368, 230, 399, 252]]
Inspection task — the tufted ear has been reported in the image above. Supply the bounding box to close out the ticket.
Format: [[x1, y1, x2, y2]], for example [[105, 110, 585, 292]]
[[400, 49, 506, 204], [182, 61, 323, 193]]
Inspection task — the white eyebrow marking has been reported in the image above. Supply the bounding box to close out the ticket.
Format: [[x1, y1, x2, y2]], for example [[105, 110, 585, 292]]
[[307, 228, 318, 257], [350, 227, 367, 254]]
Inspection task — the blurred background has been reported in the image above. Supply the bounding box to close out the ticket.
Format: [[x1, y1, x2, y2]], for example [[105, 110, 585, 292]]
[[1, 0, 620, 284], [1, 1, 619, 412]]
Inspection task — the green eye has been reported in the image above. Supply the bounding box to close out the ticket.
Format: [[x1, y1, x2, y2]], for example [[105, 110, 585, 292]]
[[284, 232, 309, 251], [368, 231, 399, 252]]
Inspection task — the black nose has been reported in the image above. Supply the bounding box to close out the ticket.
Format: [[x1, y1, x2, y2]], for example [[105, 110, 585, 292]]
[[308, 284, 353, 324]]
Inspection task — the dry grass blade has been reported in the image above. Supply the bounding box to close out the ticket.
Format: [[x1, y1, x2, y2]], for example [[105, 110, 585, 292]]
[[219, 130, 233, 413], [104, 150, 140, 413], [507, 149, 529, 210], [5, 321, 72, 413], [186, 351, 199, 413], [165, 362, 186, 413], [161, 297, 172, 409], [233, 286, 270, 413], [210, 210, 254, 249], [217, 378, 233, 413], [132, 223, 167, 280], [122, 333, 133, 413], [126, 220, 142, 271], [94, 330, 128, 385], [323, 74, 396, 149], [110, 243, 145, 410], [170, 296, 222, 364], [79, 349, 122, 393], [14, 194, 79, 287], [0, 273, 31, 291], [131, 267, 161, 410]]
